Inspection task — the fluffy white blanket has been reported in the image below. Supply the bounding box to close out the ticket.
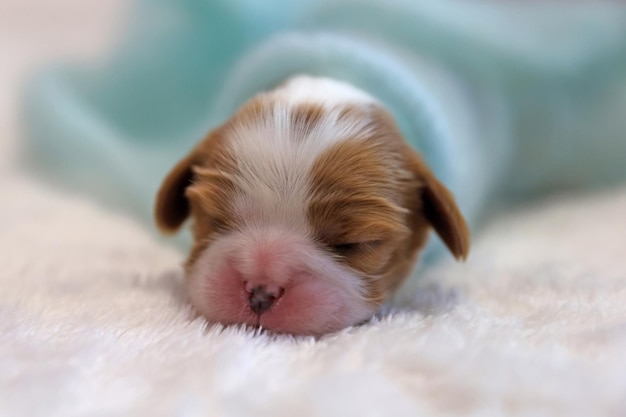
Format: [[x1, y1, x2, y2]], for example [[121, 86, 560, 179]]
[[1, 1, 625, 416], [2, 175, 626, 417]]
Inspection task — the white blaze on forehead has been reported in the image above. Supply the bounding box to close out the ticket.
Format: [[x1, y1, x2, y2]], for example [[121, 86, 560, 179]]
[[225, 76, 379, 230]]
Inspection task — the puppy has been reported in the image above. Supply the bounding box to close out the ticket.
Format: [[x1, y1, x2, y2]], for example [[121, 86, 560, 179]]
[[155, 75, 470, 336]]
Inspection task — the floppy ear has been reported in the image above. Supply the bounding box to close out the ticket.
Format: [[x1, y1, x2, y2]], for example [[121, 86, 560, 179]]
[[155, 153, 195, 234], [421, 173, 470, 260], [369, 105, 470, 261]]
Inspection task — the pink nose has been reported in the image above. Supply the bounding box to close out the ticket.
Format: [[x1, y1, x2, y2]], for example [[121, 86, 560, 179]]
[[245, 282, 285, 314]]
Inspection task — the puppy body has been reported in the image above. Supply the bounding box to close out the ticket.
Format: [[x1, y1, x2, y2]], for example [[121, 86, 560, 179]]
[[156, 75, 469, 336]]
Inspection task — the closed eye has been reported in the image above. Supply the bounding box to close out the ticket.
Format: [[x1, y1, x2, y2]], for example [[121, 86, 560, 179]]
[[330, 242, 360, 255], [328, 240, 383, 256]]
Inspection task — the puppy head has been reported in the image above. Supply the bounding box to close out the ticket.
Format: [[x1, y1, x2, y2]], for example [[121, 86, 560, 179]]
[[155, 77, 469, 336]]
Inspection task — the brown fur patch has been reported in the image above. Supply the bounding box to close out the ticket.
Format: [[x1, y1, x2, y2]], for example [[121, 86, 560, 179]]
[[307, 104, 469, 305]]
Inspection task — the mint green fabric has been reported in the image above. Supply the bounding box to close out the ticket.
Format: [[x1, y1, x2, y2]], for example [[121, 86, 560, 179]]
[[22, 0, 626, 258]]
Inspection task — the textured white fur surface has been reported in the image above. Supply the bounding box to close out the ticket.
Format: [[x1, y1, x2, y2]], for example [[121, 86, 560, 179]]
[[2, 1, 626, 416], [2, 175, 626, 417]]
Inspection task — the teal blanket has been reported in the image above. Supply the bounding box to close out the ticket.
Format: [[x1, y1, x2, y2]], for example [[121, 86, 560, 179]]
[[22, 0, 626, 256]]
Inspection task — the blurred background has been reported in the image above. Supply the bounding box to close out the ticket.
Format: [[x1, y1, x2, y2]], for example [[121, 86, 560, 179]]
[[0, 0, 127, 173], [2, 0, 624, 260], [5, 0, 626, 234]]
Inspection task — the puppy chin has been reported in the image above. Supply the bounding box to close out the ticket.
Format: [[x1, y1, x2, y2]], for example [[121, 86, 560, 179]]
[[186, 228, 377, 336]]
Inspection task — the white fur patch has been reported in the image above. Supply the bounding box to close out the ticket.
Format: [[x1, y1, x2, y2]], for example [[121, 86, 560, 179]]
[[274, 75, 377, 107], [225, 76, 377, 233]]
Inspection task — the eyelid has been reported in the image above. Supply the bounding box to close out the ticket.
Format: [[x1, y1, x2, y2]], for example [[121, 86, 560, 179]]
[[328, 239, 384, 255]]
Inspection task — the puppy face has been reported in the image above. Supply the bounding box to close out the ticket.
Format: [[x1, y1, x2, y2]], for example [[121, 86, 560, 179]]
[[155, 76, 469, 336]]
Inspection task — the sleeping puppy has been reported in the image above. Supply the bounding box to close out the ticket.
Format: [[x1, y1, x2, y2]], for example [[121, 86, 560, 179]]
[[155, 75, 470, 336]]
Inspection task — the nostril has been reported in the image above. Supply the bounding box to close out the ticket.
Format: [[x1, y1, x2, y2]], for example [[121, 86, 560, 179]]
[[247, 284, 284, 315], [244, 281, 284, 296]]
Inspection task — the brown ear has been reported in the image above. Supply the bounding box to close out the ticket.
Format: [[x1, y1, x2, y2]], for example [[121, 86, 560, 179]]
[[421, 174, 470, 260], [155, 153, 195, 234]]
